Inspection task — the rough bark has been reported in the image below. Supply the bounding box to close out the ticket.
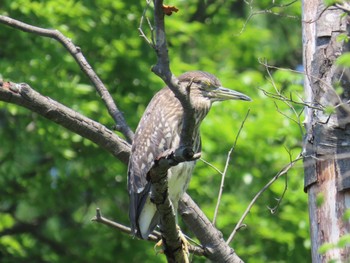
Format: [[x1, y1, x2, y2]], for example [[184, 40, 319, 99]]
[[303, 1, 350, 262]]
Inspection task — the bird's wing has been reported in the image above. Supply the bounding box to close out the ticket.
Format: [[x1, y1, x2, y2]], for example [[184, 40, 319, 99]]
[[127, 88, 179, 237]]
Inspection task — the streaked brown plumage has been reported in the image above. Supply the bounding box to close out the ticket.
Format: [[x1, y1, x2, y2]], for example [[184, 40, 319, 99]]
[[128, 71, 251, 239]]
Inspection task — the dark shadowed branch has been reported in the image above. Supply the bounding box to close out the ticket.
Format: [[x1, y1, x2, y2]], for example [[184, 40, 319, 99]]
[[0, 15, 134, 143]]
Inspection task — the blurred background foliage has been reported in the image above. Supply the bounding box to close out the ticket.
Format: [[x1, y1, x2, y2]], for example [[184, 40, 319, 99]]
[[0, 0, 308, 262]]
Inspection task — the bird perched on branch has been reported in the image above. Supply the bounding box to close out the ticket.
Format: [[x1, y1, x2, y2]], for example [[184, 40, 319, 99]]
[[128, 71, 251, 239]]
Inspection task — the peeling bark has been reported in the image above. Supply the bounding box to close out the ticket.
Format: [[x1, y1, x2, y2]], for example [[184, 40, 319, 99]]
[[302, 1, 350, 262]]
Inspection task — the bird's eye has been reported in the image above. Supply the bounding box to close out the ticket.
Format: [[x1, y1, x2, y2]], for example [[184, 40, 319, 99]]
[[203, 80, 211, 87], [198, 80, 211, 89]]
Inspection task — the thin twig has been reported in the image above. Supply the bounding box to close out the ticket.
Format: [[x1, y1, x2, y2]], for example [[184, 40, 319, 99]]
[[0, 15, 134, 143], [92, 208, 150, 237], [212, 109, 251, 226], [267, 147, 293, 214], [200, 158, 222, 174], [226, 153, 303, 245], [138, 0, 154, 47], [91, 208, 206, 256], [236, 0, 299, 36]]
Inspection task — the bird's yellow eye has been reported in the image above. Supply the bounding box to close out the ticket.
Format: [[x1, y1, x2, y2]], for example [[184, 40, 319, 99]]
[[203, 80, 211, 87], [197, 80, 211, 89]]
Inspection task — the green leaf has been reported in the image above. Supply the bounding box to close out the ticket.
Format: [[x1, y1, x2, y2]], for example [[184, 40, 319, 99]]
[[336, 53, 350, 67], [319, 242, 335, 254]]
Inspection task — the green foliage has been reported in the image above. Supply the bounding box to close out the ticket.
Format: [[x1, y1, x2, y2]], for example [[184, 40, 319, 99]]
[[0, 0, 307, 262], [336, 52, 350, 67], [323, 0, 342, 7], [319, 234, 350, 255]]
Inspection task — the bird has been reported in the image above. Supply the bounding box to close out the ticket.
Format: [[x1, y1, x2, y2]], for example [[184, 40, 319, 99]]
[[128, 71, 251, 239]]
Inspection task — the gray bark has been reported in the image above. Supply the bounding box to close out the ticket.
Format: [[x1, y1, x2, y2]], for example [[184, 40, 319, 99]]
[[303, 1, 350, 262]]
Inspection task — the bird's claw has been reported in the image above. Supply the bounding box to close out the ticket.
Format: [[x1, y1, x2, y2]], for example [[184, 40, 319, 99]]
[[177, 226, 190, 256], [154, 239, 164, 255], [154, 227, 190, 258]]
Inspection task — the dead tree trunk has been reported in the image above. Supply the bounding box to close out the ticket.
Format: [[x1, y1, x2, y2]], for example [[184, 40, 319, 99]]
[[303, 1, 350, 262]]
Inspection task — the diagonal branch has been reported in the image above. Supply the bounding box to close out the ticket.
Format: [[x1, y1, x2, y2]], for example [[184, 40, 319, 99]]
[[0, 80, 130, 165], [212, 109, 251, 226], [226, 153, 303, 245], [0, 15, 134, 143], [179, 194, 244, 263]]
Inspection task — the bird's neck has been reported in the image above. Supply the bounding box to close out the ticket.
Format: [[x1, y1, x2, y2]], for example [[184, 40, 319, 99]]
[[193, 99, 211, 125]]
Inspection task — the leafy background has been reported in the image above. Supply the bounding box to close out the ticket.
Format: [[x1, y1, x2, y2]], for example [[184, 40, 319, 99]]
[[0, 0, 308, 262]]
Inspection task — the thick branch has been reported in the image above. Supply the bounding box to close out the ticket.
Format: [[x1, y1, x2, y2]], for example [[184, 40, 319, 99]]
[[0, 80, 130, 164], [179, 194, 244, 263], [148, 152, 194, 262], [0, 15, 134, 143]]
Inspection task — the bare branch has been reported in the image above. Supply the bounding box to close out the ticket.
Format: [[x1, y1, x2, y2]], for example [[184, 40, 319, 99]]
[[179, 194, 244, 263], [91, 208, 149, 238], [236, 0, 299, 36], [0, 80, 130, 164], [267, 148, 292, 214], [92, 208, 205, 257], [139, 0, 155, 47], [0, 15, 134, 143], [213, 109, 251, 226], [200, 158, 223, 174], [226, 153, 303, 245]]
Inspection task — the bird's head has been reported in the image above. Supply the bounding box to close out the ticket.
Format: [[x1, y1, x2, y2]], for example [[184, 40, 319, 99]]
[[178, 71, 251, 106]]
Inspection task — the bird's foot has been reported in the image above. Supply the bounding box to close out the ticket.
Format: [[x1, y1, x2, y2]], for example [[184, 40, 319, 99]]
[[177, 225, 190, 256], [154, 239, 164, 255], [153, 226, 190, 257]]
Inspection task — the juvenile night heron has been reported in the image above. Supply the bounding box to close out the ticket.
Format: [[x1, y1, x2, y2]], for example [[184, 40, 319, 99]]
[[128, 71, 251, 239]]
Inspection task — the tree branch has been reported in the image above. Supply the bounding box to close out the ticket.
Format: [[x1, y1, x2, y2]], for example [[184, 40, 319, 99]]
[[179, 194, 244, 263], [151, 0, 197, 157], [91, 208, 205, 256], [213, 109, 251, 226], [226, 153, 303, 244], [0, 15, 134, 143], [0, 80, 130, 165]]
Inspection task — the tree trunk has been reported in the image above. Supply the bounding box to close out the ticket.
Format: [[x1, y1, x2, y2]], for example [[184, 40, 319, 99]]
[[303, 1, 350, 262]]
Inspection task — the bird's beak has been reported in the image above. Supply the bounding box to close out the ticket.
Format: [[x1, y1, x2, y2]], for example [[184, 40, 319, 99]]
[[212, 87, 252, 101]]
